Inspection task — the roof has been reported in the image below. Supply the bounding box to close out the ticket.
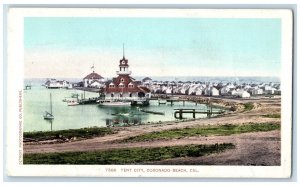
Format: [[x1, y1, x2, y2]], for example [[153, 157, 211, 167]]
[[107, 75, 135, 87], [83, 72, 104, 80], [142, 77, 152, 81], [138, 86, 151, 92]]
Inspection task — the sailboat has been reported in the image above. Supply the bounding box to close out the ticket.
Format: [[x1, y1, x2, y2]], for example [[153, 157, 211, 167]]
[[44, 93, 54, 120]]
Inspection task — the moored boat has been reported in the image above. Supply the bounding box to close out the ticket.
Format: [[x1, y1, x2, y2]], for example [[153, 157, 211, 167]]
[[43, 111, 54, 120], [67, 100, 79, 106], [43, 93, 54, 120]]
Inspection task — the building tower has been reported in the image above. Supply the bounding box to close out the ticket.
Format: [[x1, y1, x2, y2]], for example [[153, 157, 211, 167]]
[[117, 44, 131, 75]]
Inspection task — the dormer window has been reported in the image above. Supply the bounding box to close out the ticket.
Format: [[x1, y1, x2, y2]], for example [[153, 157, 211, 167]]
[[119, 83, 125, 88], [128, 82, 134, 88], [109, 82, 115, 88]]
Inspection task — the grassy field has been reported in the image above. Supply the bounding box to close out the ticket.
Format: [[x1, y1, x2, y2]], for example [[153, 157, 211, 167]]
[[121, 123, 280, 143], [262, 114, 281, 118], [23, 143, 234, 164], [243, 103, 254, 111], [24, 127, 114, 142]]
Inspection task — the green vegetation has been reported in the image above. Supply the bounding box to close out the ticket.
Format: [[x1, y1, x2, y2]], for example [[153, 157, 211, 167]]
[[121, 123, 280, 143], [23, 143, 234, 164], [262, 114, 281, 118], [243, 102, 254, 111], [24, 127, 114, 142]]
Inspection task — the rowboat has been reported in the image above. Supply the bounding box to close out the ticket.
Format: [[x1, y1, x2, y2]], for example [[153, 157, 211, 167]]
[[67, 100, 79, 106]]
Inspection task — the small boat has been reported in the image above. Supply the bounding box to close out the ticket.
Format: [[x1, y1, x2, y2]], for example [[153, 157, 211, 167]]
[[98, 100, 131, 107], [44, 93, 54, 120], [43, 111, 54, 120], [67, 100, 79, 106]]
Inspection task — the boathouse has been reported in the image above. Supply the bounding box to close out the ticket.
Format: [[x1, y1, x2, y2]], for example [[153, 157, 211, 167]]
[[83, 71, 105, 88], [101, 50, 151, 100]]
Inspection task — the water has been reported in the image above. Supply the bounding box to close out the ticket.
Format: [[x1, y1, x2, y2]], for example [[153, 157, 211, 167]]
[[23, 85, 221, 132]]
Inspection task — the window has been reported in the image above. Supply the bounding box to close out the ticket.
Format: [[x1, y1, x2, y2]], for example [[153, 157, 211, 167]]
[[109, 82, 115, 88], [121, 78, 124, 82], [119, 83, 125, 88], [128, 82, 134, 88], [111, 94, 114, 98]]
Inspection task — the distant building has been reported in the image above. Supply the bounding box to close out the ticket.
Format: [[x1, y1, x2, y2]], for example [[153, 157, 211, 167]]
[[204, 87, 219, 96], [89, 80, 103, 88], [220, 86, 230, 96], [235, 90, 251, 98], [83, 71, 105, 88], [142, 77, 152, 85], [45, 79, 69, 89], [210, 87, 220, 96], [251, 88, 264, 95]]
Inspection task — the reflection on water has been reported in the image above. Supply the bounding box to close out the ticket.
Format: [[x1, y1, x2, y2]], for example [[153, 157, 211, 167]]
[[106, 118, 142, 127], [101, 106, 143, 127], [24, 85, 222, 132]]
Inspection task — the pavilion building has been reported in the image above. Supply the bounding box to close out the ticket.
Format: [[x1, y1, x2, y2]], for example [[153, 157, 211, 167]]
[[100, 49, 151, 100]]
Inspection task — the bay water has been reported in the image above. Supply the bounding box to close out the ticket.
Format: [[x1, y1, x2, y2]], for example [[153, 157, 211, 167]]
[[24, 83, 220, 132]]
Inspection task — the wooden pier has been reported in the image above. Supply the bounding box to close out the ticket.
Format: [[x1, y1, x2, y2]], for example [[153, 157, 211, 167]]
[[167, 99, 189, 106], [174, 109, 225, 119], [150, 97, 194, 106]]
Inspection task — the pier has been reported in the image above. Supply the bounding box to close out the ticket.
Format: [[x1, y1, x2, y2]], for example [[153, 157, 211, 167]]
[[174, 109, 225, 119], [150, 97, 195, 106], [167, 99, 188, 106]]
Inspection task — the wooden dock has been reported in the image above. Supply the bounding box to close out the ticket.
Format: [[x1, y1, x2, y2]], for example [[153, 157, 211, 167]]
[[174, 109, 225, 119], [150, 97, 193, 106]]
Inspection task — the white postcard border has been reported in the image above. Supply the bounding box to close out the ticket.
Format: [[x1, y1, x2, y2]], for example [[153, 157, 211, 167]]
[[6, 8, 293, 178]]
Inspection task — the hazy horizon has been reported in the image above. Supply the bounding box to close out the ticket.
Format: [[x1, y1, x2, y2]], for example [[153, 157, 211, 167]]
[[25, 76, 281, 84]]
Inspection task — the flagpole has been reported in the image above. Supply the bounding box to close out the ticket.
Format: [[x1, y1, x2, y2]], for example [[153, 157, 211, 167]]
[[123, 43, 125, 58]]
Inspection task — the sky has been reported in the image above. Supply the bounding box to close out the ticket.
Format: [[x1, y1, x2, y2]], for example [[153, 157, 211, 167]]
[[24, 17, 281, 79]]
